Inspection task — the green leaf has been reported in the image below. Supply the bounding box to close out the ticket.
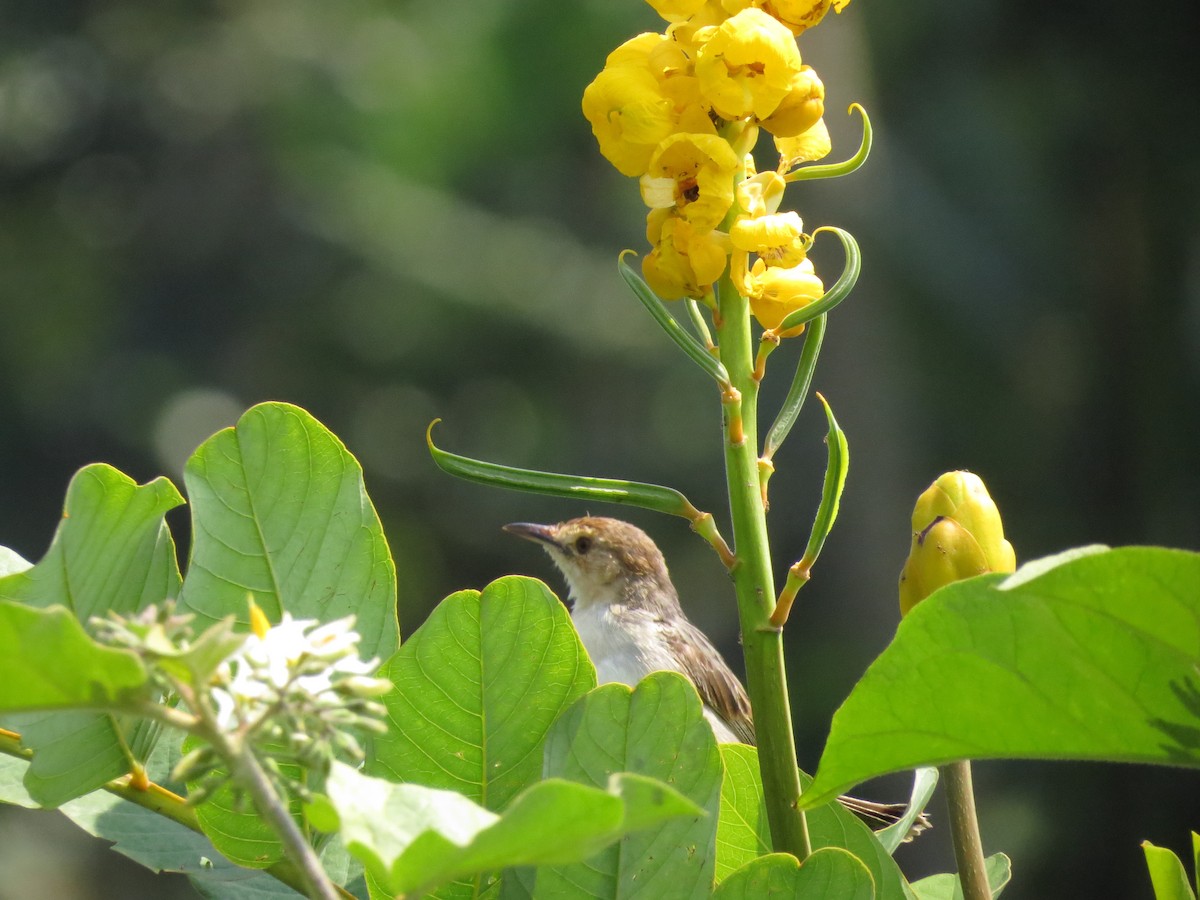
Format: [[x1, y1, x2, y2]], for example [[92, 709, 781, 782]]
[[511, 671, 723, 899], [715, 744, 912, 900], [805, 547, 1200, 806], [311, 761, 700, 898], [157, 616, 246, 687], [1144, 841, 1197, 900], [180, 401, 399, 661], [909, 854, 1012, 900], [1193, 831, 1200, 897], [12, 710, 159, 809], [369, 576, 594, 811], [874, 767, 938, 856], [715, 745, 770, 882], [0, 464, 184, 619], [713, 848, 875, 900], [0, 465, 182, 806], [53, 732, 361, 899], [0, 602, 147, 712]]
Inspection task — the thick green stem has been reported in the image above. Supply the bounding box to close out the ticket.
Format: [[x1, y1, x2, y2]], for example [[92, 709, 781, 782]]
[[714, 270, 811, 860], [942, 760, 992, 900]]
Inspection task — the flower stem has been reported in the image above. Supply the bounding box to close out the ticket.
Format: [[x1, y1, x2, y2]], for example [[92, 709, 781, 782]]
[[714, 269, 811, 860], [0, 728, 353, 900], [942, 760, 992, 900], [217, 733, 339, 900]]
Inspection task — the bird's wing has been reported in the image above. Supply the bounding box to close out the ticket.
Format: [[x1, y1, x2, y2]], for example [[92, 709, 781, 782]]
[[663, 619, 756, 746]]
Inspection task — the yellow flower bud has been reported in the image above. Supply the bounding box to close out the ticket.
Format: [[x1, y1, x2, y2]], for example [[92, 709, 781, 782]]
[[898, 471, 1017, 616], [759, 65, 824, 138], [696, 8, 802, 121]]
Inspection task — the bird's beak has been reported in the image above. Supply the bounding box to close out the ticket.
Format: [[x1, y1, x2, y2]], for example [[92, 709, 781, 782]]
[[503, 522, 560, 549]]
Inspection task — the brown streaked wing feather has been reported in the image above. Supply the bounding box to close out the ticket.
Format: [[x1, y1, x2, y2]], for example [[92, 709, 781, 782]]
[[663, 619, 757, 745], [659, 620, 931, 840]]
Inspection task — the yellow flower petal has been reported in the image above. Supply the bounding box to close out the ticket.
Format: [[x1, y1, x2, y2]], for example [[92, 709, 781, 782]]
[[775, 116, 831, 171], [641, 132, 739, 233], [605, 32, 667, 68], [695, 8, 802, 121], [746, 257, 823, 335], [730, 211, 808, 267], [761, 0, 832, 35], [736, 170, 786, 217], [582, 64, 674, 177], [643, 213, 728, 299], [647, 0, 713, 22]]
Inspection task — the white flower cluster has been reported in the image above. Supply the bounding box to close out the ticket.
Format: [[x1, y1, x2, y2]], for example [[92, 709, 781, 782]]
[[211, 613, 390, 733]]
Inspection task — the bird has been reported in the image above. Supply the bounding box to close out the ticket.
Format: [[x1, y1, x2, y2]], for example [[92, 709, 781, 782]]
[[504, 514, 929, 837]]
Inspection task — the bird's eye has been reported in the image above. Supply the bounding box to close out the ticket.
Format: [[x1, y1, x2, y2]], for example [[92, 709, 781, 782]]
[[573, 536, 592, 555]]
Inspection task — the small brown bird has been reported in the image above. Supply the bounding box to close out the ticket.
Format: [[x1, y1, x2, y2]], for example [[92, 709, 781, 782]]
[[505, 515, 929, 836]]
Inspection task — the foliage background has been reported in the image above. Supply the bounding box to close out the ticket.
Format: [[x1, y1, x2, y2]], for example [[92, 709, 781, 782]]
[[1, 0, 1197, 897]]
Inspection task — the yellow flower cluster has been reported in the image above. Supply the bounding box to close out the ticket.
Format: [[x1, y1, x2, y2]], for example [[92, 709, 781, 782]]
[[583, 0, 849, 327]]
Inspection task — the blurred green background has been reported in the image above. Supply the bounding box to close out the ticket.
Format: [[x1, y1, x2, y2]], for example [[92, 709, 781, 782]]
[[1, 0, 1198, 896]]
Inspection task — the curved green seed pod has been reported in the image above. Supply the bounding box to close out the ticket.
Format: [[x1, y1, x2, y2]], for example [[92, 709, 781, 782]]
[[784, 103, 872, 183], [773, 226, 859, 336], [618, 252, 730, 388]]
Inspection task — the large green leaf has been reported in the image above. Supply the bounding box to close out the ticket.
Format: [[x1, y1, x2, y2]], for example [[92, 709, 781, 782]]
[[179, 402, 400, 865], [508, 671, 723, 900], [909, 854, 1011, 900], [712, 848, 874, 900], [715, 744, 912, 900], [368, 576, 594, 811], [311, 761, 700, 899], [805, 547, 1200, 806], [0, 464, 183, 619], [179, 401, 399, 661], [26, 732, 367, 899], [0, 464, 182, 806], [0, 602, 147, 712]]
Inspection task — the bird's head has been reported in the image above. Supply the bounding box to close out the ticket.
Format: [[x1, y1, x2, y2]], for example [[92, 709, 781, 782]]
[[503, 516, 675, 611]]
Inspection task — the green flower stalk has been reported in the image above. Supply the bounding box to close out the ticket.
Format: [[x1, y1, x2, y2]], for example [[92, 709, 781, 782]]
[[433, 0, 866, 862], [575, 0, 868, 859]]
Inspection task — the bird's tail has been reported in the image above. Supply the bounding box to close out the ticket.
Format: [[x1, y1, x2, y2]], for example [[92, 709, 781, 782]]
[[837, 794, 932, 841]]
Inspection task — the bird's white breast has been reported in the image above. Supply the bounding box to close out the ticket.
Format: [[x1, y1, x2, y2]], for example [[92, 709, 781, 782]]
[[570, 602, 672, 686], [570, 602, 741, 743]]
